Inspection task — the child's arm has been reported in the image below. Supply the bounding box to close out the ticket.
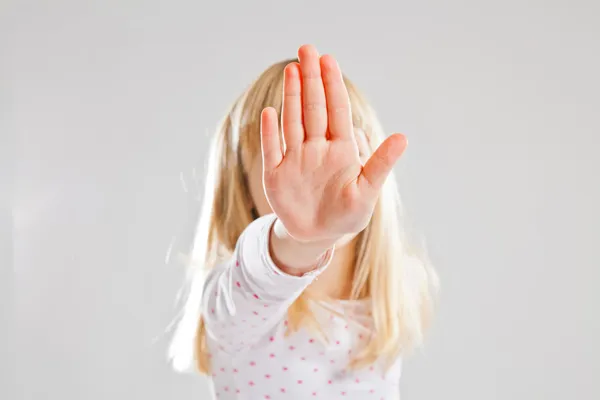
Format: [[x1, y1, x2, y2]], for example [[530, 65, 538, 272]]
[[203, 44, 406, 353], [269, 217, 338, 276], [201, 214, 333, 353]]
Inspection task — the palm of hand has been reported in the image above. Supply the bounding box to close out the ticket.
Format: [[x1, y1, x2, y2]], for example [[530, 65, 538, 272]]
[[260, 45, 406, 243]]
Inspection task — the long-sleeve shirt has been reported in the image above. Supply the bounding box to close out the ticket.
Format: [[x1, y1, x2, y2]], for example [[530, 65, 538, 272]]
[[201, 214, 402, 399]]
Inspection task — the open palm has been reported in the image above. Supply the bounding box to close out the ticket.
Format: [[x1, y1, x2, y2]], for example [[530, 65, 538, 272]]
[[260, 45, 407, 243]]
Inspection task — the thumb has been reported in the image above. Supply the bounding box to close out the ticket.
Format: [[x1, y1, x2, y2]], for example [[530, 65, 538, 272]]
[[358, 133, 407, 193]]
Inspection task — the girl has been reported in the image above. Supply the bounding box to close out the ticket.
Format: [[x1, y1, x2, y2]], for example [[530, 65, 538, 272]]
[[169, 44, 438, 399]]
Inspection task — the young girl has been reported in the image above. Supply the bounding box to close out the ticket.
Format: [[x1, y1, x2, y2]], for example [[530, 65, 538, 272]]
[[169, 44, 438, 399]]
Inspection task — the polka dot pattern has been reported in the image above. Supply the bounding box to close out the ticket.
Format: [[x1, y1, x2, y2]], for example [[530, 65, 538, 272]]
[[203, 215, 402, 399]]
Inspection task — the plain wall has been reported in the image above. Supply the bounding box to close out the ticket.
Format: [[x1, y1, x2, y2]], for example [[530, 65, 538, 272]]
[[6, 0, 600, 399]]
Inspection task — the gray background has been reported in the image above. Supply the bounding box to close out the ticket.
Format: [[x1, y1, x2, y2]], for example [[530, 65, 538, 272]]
[[4, 0, 599, 399]]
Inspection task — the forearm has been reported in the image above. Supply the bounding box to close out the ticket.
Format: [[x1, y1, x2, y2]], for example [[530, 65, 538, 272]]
[[270, 218, 337, 276], [202, 214, 334, 352]]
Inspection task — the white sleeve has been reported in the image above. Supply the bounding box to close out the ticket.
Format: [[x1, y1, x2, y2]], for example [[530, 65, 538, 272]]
[[200, 214, 334, 352]]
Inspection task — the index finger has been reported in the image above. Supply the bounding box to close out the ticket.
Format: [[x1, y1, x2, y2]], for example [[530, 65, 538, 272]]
[[320, 54, 353, 141]]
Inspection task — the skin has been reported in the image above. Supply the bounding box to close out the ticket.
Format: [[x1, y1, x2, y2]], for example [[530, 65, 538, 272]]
[[247, 148, 359, 298], [251, 44, 407, 297]]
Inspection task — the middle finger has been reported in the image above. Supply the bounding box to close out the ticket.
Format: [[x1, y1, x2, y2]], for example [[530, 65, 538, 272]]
[[297, 44, 328, 141]]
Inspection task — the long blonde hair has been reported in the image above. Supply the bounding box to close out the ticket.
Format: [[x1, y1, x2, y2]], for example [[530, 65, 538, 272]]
[[169, 58, 438, 374]]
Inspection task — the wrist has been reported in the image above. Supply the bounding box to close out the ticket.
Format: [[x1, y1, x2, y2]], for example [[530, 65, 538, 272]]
[[272, 218, 338, 250], [270, 218, 336, 275]]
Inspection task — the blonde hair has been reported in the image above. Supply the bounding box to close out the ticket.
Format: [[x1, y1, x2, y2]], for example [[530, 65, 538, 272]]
[[169, 58, 438, 374]]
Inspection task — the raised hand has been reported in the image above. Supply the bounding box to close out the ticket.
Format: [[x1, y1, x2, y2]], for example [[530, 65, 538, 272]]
[[260, 45, 407, 244]]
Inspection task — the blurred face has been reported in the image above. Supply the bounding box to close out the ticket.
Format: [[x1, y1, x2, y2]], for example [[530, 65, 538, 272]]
[[245, 127, 371, 246]]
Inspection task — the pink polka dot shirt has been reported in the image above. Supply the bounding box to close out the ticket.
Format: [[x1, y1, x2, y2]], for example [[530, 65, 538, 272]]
[[201, 214, 402, 399]]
